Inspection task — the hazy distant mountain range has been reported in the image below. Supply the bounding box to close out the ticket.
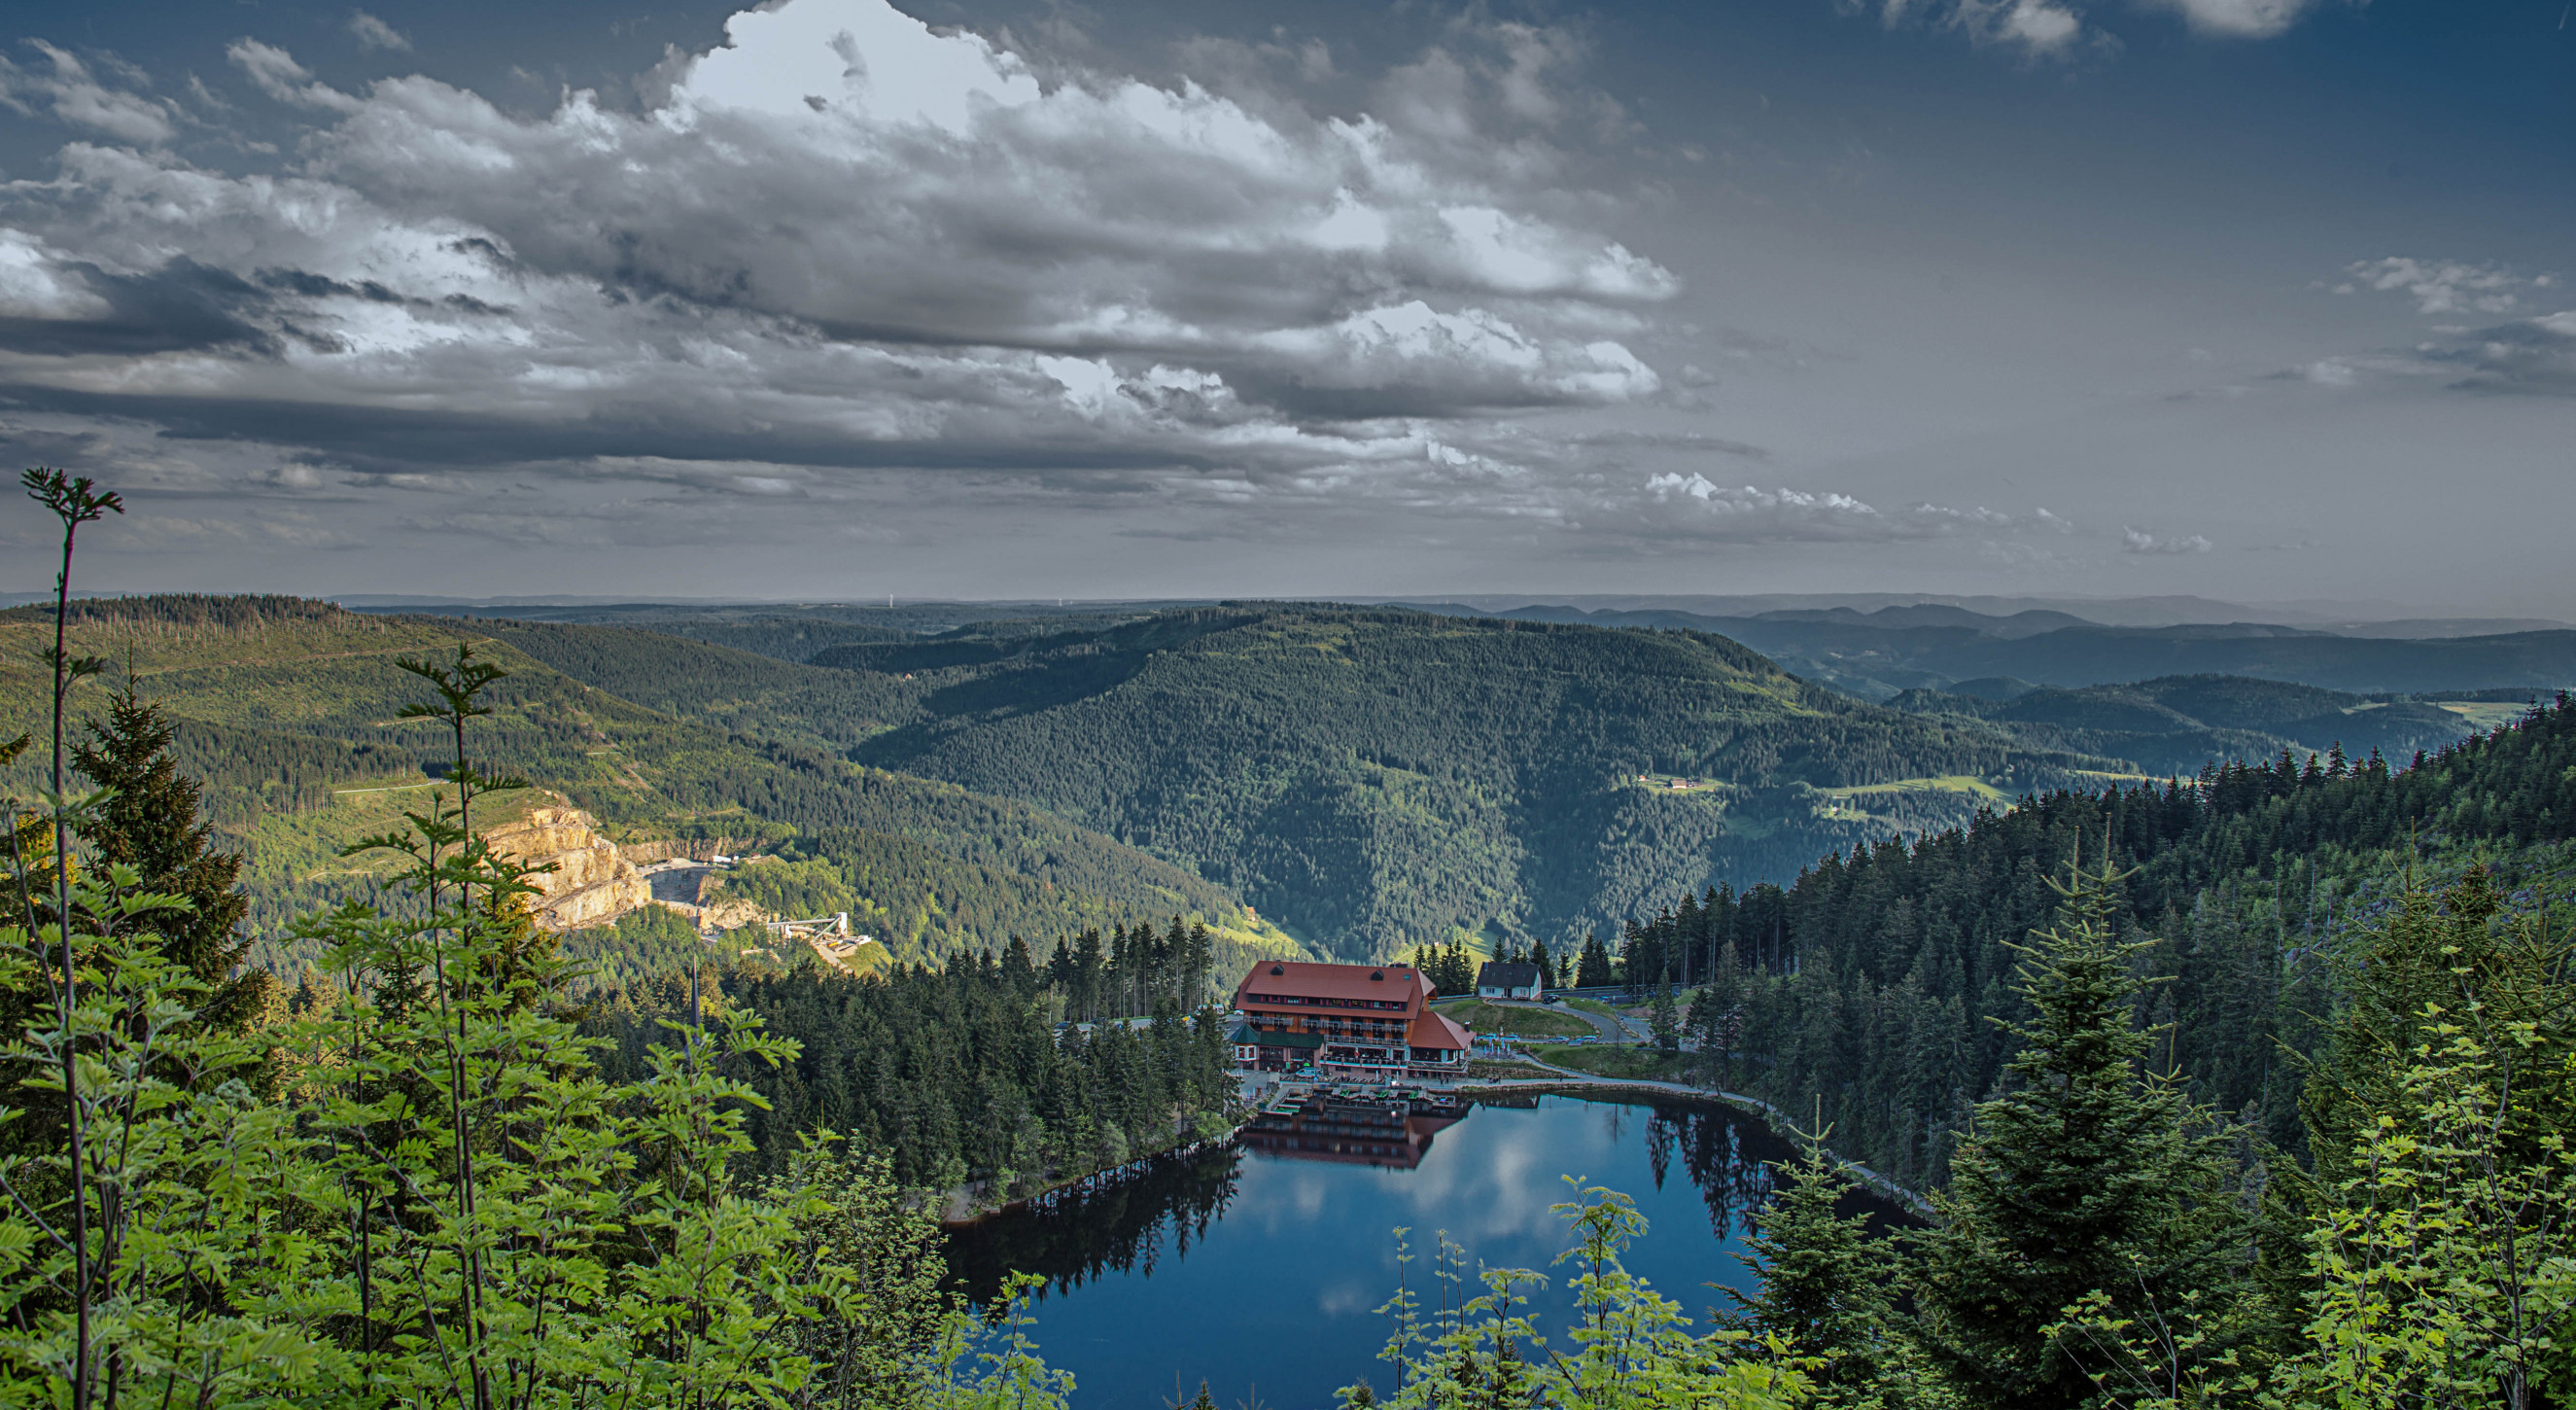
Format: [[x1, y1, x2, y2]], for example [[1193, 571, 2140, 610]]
[[1387, 601, 2576, 700], [1363, 592, 2569, 636]]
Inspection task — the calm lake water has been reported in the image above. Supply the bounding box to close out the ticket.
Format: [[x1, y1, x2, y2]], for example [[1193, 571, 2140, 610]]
[[945, 1094, 1903, 1410]]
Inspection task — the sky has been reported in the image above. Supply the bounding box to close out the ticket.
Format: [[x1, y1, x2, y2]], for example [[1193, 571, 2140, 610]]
[[1, 0, 2569, 611]]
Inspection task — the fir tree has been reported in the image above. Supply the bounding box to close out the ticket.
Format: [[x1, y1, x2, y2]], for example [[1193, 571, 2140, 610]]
[[1908, 849, 2260, 1410], [1576, 932, 1617, 988], [1732, 1127, 1916, 1409], [70, 676, 268, 1027], [1650, 978, 1681, 1055]]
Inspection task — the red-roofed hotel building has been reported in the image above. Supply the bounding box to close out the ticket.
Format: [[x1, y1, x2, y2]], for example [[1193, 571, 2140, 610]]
[[1231, 960, 1470, 1078]]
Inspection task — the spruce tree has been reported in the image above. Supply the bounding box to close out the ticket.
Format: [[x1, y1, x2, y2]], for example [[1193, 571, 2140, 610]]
[[1732, 1131, 1912, 1409], [1908, 850, 2257, 1410], [1650, 978, 1681, 1054], [70, 676, 267, 1027]]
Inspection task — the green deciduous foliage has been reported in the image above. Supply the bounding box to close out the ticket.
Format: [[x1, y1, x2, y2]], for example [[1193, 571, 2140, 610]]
[[0, 483, 1073, 1410], [2263, 868, 2576, 1410], [1348, 1181, 1811, 1410]]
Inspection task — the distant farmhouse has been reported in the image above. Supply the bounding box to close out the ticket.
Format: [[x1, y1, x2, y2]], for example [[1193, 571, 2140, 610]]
[[1230, 960, 1468, 1078], [1476, 961, 1544, 1001]]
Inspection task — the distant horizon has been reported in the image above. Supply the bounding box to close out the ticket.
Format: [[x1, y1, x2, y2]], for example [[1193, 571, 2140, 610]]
[[8, 585, 2570, 635]]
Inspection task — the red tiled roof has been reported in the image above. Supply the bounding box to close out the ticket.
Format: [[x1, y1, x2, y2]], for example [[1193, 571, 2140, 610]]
[[1407, 1010, 1470, 1051], [1235, 961, 1431, 1008]]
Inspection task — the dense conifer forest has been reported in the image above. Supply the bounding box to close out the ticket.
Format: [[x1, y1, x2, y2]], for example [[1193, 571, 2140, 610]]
[[492, 603, 2127, 958], [1886, 672, 2486, 777], [1619, 696, 2576, 1192]]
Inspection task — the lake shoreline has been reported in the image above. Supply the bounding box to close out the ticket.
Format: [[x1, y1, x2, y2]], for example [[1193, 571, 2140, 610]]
[[932, 1125, 1244, 1230], [1459, 1073, 1932, 1216], [933, 1072, 1933, 1234]]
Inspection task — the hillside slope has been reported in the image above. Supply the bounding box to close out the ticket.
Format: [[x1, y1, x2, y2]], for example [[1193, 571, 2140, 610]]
[[1888, 674, 2481, 776], [0, 597, 1276, 967], [1648, 691, 2576, 1192], [773, 606, 2121, 956]]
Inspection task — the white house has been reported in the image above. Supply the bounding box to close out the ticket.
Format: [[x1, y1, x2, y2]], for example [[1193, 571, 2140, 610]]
[[1476, 961, 1544, 1001]]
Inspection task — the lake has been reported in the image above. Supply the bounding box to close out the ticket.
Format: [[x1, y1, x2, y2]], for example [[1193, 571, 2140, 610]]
[[945, 1092, 1905, 1409]]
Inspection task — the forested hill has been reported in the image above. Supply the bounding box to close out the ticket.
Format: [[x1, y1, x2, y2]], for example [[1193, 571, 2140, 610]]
[[1648, 691, 2576, 1193], [1464, 600, 2576, 698], [1888, 673, 2485, 777], [787, 605, 2122, 957], [0, 595, 1266, 965]]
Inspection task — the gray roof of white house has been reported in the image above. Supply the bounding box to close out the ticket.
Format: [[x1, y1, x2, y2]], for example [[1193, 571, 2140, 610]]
[[1478, 961, 1543, 989]]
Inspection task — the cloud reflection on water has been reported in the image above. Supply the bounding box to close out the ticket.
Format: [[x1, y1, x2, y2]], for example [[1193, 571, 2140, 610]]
[[943, 1095, 1889, 1408]]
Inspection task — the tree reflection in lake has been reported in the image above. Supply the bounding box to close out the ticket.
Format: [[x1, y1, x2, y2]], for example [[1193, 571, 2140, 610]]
[[945, 1141, 1243, 1306], [1647, 1102, 1777, 1242]]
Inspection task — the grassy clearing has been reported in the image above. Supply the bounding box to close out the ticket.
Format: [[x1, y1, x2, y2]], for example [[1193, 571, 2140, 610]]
[[1630, 773, 1726, 794], [1530, 1044, 1696, 1082], [1431, 1000, 1592, 1039], [2433, 700, 2537, 730], [1563, 997, 1624, 1020], [1818, 774, 2013, 806], [237, 779, 553, 899]]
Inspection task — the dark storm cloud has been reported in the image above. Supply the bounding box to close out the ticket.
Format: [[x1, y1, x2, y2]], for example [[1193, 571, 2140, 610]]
[[0, 258, 280, 357], [0, 378, 1258, 476]]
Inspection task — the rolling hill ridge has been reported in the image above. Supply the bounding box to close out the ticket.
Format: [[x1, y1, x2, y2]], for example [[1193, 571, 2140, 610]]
[[627, 604, 2132, 957], [0, 596, 1283, 970]]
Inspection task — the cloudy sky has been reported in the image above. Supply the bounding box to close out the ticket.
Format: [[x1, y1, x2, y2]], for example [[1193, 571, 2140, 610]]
[[1, 0, 2568, 610]]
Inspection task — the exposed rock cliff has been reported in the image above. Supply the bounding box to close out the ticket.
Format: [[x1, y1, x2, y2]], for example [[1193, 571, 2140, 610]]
[[485, 805, 652, 932], [619, 837, 760, 865], [696, 897, 772, 933]]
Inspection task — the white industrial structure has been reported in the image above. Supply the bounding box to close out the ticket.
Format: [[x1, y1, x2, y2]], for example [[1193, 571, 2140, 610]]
[[763, 912, 878, 971]]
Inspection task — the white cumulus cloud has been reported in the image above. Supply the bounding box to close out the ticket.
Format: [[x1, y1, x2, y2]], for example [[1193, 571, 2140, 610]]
[[2141, 0, 2322, 38], [1861, 0, 2347, 58], [0, 0, 1678, 524], [1643, 474, 2016, 542], [2339, 257, 2533, 316], [0, 40, 181, 144], [2123, 526, 2213, 554], [346, 12, 413, 52], [226, 37, 363, 112]]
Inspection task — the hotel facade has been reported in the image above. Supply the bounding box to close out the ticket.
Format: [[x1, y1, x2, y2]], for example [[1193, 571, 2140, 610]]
[[1231, 960, 1471, 1078]]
